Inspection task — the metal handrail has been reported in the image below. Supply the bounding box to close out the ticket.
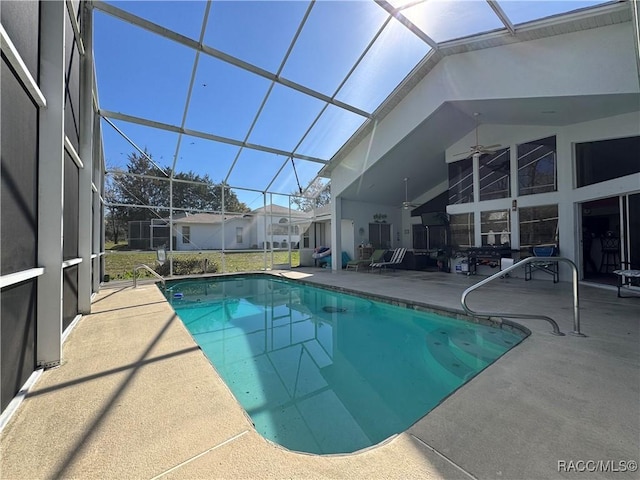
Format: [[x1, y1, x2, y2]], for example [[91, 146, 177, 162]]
[[133, 264, 165, 289], [461, 256, 585, 337]]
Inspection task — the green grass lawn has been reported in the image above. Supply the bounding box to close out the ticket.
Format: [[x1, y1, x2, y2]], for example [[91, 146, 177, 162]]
[[104, 248, 300, 280]]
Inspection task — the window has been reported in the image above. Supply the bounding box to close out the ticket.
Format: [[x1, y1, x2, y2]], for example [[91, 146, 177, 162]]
[[480, 210, 510, 246], [449, 213, 474, 248], [448, 157, 474, 204], [576, 136, 640, 187], [369, 223, 391, 249], [302, 227, 310, 248], [479, 148, 510, 201], [518, 136, 556, 195], [519, 205, 558, 248], [182, 226, 190, 244], [236, 227, 243, 244]]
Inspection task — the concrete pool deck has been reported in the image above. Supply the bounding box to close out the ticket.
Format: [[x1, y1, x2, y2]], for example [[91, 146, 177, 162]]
[[1, 269, 638, 479]]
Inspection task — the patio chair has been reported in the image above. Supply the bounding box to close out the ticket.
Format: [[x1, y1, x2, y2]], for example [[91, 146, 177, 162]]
[[345, 249, 386, 271], [370, 247, 407, 273]]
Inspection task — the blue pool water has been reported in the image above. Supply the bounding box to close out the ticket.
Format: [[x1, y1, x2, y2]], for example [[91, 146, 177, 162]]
[[165, 276, 526, 455]]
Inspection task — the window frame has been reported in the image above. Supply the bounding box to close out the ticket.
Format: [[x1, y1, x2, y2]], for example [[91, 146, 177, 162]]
[[480, 209, 511, 247], [517, 135, 557, 196], [518, 204, 559, 250], [449, 212, 475, 248]]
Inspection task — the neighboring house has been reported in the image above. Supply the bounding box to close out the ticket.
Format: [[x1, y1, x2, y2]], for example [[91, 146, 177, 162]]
[[171, 212, 251, 251], [129, 205, 312, 251], [248, 204, 311, 250]]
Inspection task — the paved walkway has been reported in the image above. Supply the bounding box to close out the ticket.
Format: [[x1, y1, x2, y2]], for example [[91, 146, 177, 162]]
[[1, 269, 638, 479]]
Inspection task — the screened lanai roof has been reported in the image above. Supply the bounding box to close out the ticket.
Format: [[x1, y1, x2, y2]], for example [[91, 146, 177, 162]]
[[94, 0, 623, 209]]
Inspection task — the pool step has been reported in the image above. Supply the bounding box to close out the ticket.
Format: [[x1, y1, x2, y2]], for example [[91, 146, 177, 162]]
[[424, 328, 512, 380]]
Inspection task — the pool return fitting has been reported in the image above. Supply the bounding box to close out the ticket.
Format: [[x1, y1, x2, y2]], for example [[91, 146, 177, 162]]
[[461, 256, 585, 337]]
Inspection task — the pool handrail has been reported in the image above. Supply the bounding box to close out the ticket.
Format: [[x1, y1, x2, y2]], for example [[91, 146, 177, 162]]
[[133, 264, 165, 290], [461, 256, 585, 337]]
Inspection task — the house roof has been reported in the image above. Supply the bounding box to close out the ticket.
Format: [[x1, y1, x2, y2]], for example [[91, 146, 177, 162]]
[[250, 204, 311, 218], [169, 213, 245, 225], [166, 205, 312, 224]]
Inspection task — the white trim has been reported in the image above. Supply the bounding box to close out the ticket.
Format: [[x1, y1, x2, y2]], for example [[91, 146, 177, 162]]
[[92, 182, 98, 192], [0, 268, 45, 289], [61, 314, 82, 343], [0, 23, 47, 108], [100, 109, 327, 165], [64, 136, 84, 169], [0, 369, 43, 433], [91, 253, 98, 259], [65, 0, 85, 55], [62, 258, 83, 268]]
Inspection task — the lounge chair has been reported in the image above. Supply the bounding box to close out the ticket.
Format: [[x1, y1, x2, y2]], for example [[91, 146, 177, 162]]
[[370, 247, 407, 273], [345, 249, 386, 271]]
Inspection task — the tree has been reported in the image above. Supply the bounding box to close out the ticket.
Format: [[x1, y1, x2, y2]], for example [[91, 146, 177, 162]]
[[106, 150, 250, 244], [104, 181, 127, 244], [291, 178, 331, 212], [107, 151, 170, 223], [109, 150, 249, 211]]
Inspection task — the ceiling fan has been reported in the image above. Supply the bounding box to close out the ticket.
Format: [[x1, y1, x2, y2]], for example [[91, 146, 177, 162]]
[[454, 113, 501, 160], [402, 177, 418, 210]]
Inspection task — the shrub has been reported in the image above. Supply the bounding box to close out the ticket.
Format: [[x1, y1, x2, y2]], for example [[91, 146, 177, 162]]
[[155, 257, 218, 276]]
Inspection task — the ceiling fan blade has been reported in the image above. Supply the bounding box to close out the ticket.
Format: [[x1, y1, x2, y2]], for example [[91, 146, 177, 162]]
[[453, 151, 472, 157], [481, 144, 502, 150]]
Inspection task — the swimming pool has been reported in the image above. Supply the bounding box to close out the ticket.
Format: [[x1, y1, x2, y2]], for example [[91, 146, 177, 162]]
[[165, 275, 527, 455]]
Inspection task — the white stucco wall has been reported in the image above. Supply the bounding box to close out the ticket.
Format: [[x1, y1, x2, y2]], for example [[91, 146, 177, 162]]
[[331, 22, 639, 199], [175, 218, 251, 251], [327, 21, 639, 277]]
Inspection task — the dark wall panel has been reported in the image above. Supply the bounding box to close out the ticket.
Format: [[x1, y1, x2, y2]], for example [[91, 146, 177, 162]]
[[1, 60, 38, 275], [63, 265, 79, 331], [1, 280, 37, 412], [63, 152, 80, 260], [1, 1, 39, 80], [65, 13, 81, 152]]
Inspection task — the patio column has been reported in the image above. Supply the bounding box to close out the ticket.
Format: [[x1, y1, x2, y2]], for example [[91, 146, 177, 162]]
[[331, 196, 342, 271], [78, 2, 94, 313], [37, 0, 65, 367]]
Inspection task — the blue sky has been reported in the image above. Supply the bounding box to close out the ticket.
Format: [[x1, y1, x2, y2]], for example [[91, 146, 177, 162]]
[[94, 0, 611, 210]]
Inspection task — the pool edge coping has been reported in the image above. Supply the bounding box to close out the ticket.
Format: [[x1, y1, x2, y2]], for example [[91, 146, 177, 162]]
[[162, 271, 532, 340]]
